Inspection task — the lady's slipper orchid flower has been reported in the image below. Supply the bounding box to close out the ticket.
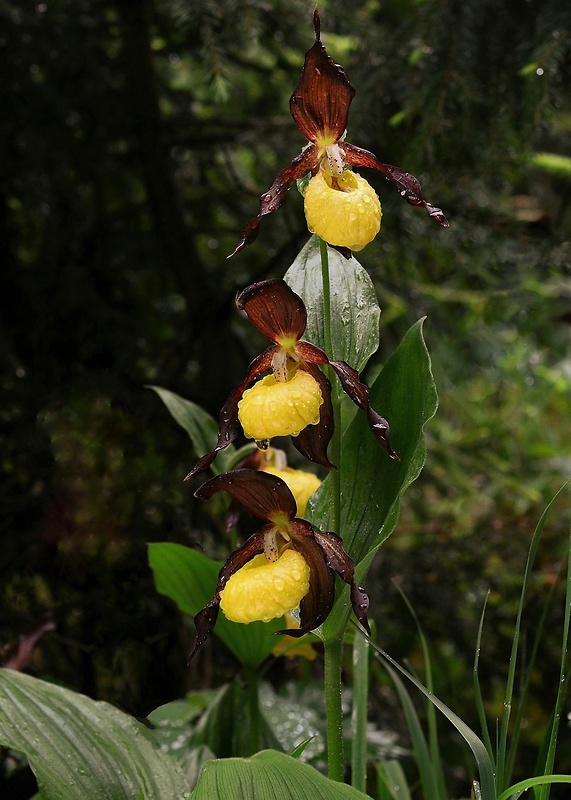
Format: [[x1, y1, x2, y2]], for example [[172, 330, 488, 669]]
[[184, 279, 398, 483], [189, 469, 370, 659], [226, 446, 321, 528], [230, 9, 448, 257]]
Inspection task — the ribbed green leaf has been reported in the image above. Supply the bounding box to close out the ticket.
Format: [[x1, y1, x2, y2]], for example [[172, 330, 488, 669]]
[[148, 542, 283, 668], [190, 749, 372, 799], [191, 679, 281, 758], [311, 318, 437, 566], [0, 668, 191, 800], [148, 386, 234, 473], [284, 236, 380, 372]]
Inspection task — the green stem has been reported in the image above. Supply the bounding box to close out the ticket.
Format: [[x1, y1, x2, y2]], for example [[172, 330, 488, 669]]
[[245, 672, 261, 755], [351, 629, 369, 792], [319, 236, 346, 781], [319, 237, 341, 536], [324, 634, 345, 782]]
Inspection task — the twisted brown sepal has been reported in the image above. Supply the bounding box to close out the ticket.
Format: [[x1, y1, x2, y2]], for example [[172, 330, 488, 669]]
[[329, 359, 399, 461], [343, 143, 449, 227], [188, 528, 267, 661], [183, 349, 274, 482], [314, 530, 370, 634], [237, 279, 308, 343], [229, 147, 318, 258]]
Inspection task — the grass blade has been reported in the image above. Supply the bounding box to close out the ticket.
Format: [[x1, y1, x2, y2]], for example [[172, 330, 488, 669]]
[[473, 592, 495, 762], [392, 585, 447, 798], [497, 482, 570, 792], [380, 660, 443, 800], [369, 639, 496, 800], [376, 759, 412, 800], [497, 775, 571, 800], [537, 518, 571, 800]]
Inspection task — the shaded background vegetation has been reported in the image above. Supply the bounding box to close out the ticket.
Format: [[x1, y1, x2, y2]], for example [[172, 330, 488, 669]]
[[1, 0, 570, 794]]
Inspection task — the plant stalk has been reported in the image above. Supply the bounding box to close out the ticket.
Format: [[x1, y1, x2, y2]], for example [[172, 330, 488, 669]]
[[319, 237, 341, 536], [351, 629, 369, 792], [324, 633, 345, 782], [319, 236, 346, 781]]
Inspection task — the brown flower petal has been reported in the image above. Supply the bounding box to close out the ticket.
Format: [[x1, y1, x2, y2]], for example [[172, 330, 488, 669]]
[[188, 529, 267, 660], [195, 468, 297, 523], [291, 364, 335, 470], [276, 526, 336, 636], [290, 8, 355, 144], [183, 348, 275, 482], [314, 530, 370, 634], [329, 359, 399, 460], [237, 279, 307, 343], [229, 146, 318, 257], [343, 143, 449, 227], [295, 340, 329, 366]]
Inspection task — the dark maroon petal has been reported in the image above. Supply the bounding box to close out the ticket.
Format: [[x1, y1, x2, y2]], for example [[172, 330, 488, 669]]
[[329, 360, 399, 461], [295, 340, 329, 366], [196, 468, 297, 523], [183, 348, 275, 482], [343, 143, 449, 227], [290, 8, 355, 143], [331, 244, 352, 260], [189, 601, 221, 661], [188, 530, 267, 659], [276, 530, 335, 637], [237, 279, 307, 343], [229, 146, 318, 257], [291, 365, 335, 470], [314, 530, 370, 634], [217, 526, 269, 581]]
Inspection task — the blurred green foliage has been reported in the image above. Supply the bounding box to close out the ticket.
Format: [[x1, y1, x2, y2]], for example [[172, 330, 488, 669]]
[[1, 0, 570, 795]]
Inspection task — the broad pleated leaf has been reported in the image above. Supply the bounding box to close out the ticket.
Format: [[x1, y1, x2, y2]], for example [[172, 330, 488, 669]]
[[310, 318, 437, 567], [148, 386, 235, 474], [148, 543, 283, 668], [0, 668, 191, 800], [284, 236, 380, 372], [191, 679, 281, 758], [190, 749, 372, 799]]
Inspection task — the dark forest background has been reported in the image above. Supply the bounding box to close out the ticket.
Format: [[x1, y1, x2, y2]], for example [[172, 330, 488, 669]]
[[2, 0, 571, 793]]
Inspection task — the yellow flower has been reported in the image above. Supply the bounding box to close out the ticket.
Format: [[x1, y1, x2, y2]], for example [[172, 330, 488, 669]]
[[238, 370, 323, 442], [304, 170, 382, 251], [230, 9, 447, 257], [271, 613, 318, 660], [184, 280, 398, 483], [261, 465, 321, 517], [189, 469, 371, 660], [219, 549, 310, 623]]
